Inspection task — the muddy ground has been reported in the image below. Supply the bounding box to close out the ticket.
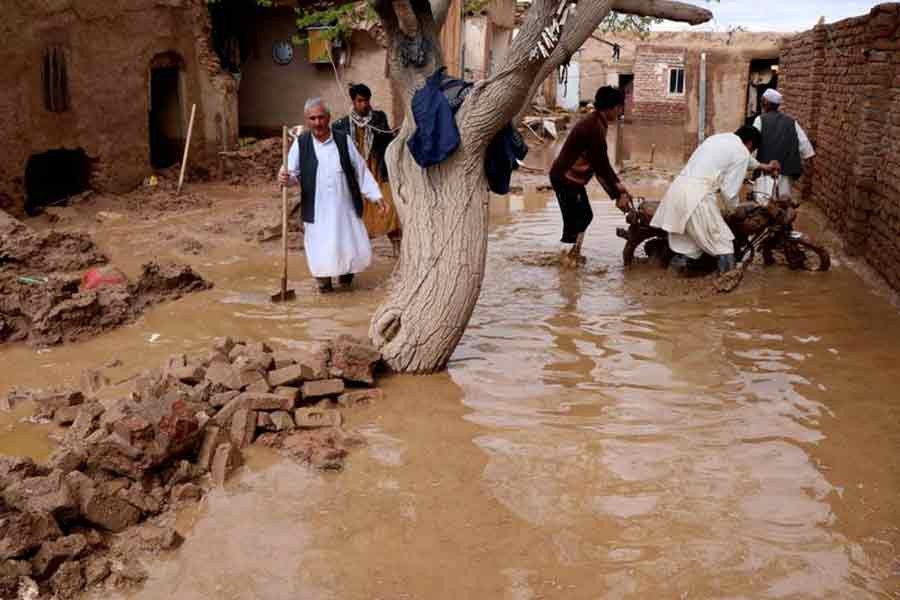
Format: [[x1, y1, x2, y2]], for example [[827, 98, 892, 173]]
[[1, 161, 899, 599]]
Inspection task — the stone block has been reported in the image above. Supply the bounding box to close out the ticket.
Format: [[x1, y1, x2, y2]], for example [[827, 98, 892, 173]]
[[83, 557, 110, 587], [65, 471, 141, 532], [230, 409, 257, 448], [270, 411, 295, 431], [50, 559, 85, 599], [0, 511, 62, 560], [33, 390, 84, 420], [238, 392, 293, 411], [205, 362, 241, 391], [268, 364, 313, 388], [301, 379, 345, 400], [294, 408, 343, 429], [47, 448, 85, 475], [245, 377, 272, 394], [210, 390, 240, 408], [171, 365, 206, 385], [274, 386, 300, 407], [170, 482, 202, 503], [212, 336, 236, 355], [211, 443, 242, 486], [197, 425, 230, 472], [2, 470, 78, 521], [337, 389, 383, 409], [31, 534, 88, 579], [330, 335, 381, 385], [213, 394, 247, 426]]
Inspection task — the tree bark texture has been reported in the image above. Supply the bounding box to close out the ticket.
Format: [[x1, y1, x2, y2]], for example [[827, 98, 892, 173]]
[[369, 0, 711, 373]]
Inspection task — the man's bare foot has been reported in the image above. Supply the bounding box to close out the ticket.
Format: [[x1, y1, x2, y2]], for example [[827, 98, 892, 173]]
[[560, 250, 584, 269]]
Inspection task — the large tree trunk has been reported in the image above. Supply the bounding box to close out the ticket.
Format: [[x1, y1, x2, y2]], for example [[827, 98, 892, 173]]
[[369, 0, 711, 373]]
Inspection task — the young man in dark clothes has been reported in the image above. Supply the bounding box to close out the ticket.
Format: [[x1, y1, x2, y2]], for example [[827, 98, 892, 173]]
[[550, 86, 632, 263]]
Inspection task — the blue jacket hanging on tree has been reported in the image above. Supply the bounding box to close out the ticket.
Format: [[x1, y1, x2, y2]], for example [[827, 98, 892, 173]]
[[408, 67, 460, 168]]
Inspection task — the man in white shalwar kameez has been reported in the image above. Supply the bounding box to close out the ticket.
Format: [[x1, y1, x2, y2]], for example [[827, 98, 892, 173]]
[[650, 126, 780, 274], [278, 98, 385, 292], [751, 88, 815, 204]]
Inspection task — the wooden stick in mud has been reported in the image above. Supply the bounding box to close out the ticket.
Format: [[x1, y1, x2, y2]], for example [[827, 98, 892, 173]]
[[272, 126, 296, 303], [176, 103, 197, 196]]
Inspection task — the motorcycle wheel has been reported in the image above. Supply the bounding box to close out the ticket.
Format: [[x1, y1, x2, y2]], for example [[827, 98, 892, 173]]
[[783, 238, 831, 271]]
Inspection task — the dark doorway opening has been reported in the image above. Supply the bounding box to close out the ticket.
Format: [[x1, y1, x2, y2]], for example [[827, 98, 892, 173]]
[[24, 149, 90, 215], [746, 59, 779, 125], [149, 60, 184, 169], [618, 73, 635, 120]]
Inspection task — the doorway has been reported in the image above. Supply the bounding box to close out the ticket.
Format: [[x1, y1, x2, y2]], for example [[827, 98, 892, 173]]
[[746, 59, 779, 124], [24, 149, 90, 215], [149, 53, 185, 169], [618, 73, 635, 119]]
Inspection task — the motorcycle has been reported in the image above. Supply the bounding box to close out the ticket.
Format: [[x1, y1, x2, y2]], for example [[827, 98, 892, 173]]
[[615, 177, 830, 292]]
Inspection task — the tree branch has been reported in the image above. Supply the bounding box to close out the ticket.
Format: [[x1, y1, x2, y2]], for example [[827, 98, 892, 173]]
[[430, 0, 451, 29], [611, 0, 712, 25]]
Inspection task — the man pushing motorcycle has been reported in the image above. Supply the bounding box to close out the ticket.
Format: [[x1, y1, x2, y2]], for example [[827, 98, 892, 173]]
[[649, 126, 780, 275]]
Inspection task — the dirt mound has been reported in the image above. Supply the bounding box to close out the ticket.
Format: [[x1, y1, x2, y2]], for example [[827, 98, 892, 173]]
[[128, 262, 212, 314], [0, 211, 212, 346], [0, 335, 383, 598], [221, 137, 282, 185]]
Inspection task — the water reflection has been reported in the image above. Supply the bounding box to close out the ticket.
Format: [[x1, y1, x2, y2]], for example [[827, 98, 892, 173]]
[[3, 185, 900, 599]]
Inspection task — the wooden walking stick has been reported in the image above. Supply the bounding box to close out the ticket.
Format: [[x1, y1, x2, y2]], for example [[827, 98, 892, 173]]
[[176, 103, 197, 196], [271, 125, 296, 303]]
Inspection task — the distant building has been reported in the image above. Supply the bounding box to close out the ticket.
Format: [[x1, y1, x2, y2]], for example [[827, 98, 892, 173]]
[[575, 31, 785, 167]]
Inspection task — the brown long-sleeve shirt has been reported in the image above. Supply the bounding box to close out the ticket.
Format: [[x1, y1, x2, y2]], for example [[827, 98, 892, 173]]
[[549, 112, 621, 199]]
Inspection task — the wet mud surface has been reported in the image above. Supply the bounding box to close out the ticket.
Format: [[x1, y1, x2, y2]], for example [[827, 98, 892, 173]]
[[2, 176, 899, 599]]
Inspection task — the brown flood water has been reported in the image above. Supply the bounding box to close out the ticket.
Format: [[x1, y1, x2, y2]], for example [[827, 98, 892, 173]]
[[2, 183, 900, 599]]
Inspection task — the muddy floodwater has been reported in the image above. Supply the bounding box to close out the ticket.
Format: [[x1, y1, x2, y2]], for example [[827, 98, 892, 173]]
[[2, 183, 900, 599]]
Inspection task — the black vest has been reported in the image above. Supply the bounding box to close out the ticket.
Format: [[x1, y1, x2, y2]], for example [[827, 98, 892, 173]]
[[298, 130, 363, 224], [758, 111, 803, 178]]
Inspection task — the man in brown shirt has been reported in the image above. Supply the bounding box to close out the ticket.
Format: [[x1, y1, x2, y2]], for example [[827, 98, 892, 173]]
[[550, 86, 631, 262]]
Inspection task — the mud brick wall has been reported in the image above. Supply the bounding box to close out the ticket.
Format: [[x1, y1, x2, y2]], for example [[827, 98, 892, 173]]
[[0, 0, 238, 215], [631, 46, 687, 124], [780, 3, 900, 290]]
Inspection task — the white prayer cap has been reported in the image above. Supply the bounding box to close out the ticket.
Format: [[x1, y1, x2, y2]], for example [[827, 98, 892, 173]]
[[762, 88, 783, 105]]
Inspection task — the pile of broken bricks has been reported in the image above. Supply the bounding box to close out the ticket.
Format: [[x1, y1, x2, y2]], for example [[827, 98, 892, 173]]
[[0, 334, 384, 599]]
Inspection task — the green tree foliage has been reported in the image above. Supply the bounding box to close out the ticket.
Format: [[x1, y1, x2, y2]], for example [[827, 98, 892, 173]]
[[293, 2, 378, 44]]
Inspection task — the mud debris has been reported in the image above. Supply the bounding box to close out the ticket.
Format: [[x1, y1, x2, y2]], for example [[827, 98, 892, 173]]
[[0, 210, 212, 347], [221, 137, 283, 185], [0, 335, 384, 598]]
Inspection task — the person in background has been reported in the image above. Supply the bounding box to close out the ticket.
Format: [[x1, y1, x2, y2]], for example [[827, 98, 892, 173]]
[[549, 86, 631, 265], [752, 88, 815, 204], [332, 83, 402, 257], [650, 126, 780, 275], [278, 98, 385, 293]]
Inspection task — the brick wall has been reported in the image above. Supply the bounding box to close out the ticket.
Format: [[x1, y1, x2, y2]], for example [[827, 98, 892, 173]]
[[631, 46, 687, 124], [779, 3, 900, 290]]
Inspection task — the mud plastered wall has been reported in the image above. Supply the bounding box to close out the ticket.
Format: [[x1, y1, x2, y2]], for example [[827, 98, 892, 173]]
[[780, 3, 900, 290], [0, 0, 237, 215]]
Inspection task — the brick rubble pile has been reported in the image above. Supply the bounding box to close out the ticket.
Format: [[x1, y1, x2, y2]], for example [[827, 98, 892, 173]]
[[0, 334, 383, 598]]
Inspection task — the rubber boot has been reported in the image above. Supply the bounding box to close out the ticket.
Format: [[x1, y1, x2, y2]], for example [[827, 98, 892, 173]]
[[668, 254, 690, 277], [316, 277, 334, 293], [717, 254, 736, 274]]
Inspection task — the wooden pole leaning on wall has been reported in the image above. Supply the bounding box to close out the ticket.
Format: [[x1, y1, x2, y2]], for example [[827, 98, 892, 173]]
[[176, 103, 197, 196]]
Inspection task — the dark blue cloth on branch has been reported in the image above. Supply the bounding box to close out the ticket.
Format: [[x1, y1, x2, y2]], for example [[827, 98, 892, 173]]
[[408, 68, 460, 168], [485, 125, 528, 195]]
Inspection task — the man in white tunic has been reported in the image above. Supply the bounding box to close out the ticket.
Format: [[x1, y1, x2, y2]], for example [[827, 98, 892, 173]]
[[650, 126, 780, 274], [752, 88, 815, 204], [278, 98, 385, 292]]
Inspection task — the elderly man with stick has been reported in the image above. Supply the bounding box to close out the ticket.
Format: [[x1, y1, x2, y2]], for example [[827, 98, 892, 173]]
[[278, 98, 386, 293]]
